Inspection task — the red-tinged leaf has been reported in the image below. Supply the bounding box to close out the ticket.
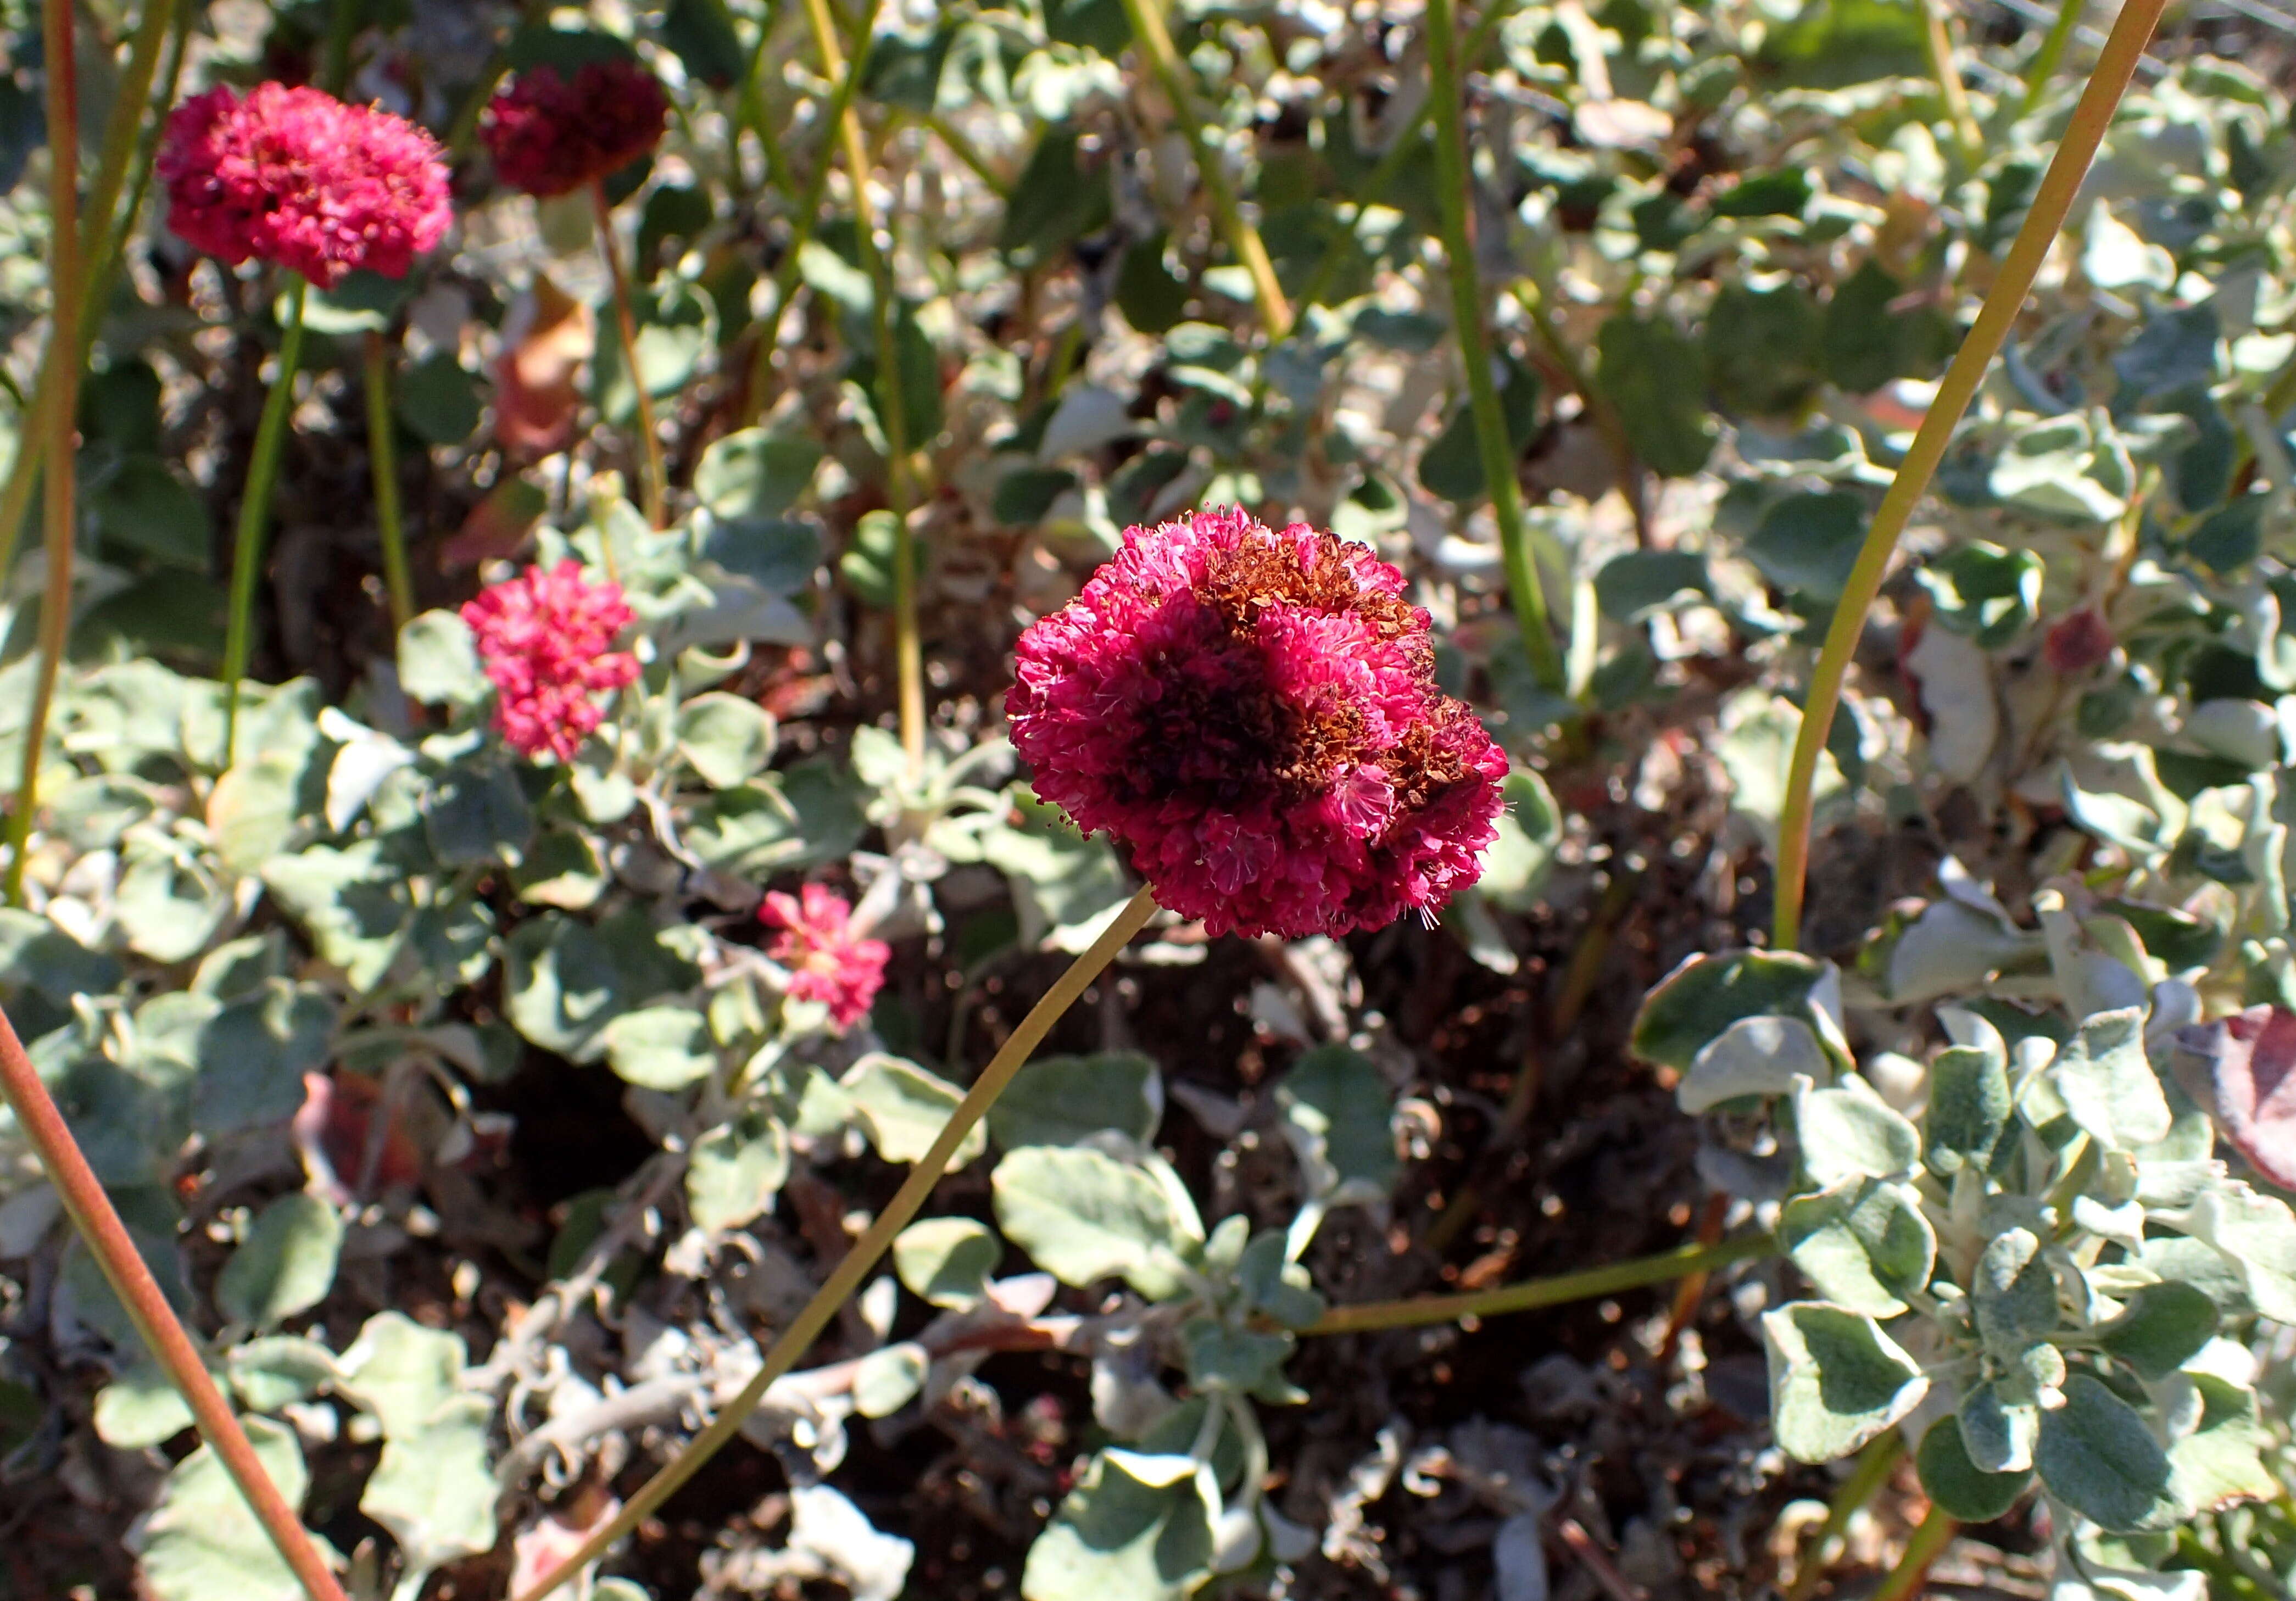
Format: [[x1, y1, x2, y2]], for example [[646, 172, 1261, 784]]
[[2178, 1005, 2296, 1190], [292, 1070, 423, 1202], [441, 475, 549, 571], [492, 273, 593, 459]]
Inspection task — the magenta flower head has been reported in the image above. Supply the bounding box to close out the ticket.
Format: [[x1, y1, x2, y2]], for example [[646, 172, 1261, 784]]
[[1007, 507, 1508, 939], [763, 885, 890, 1029], [460, 560, 642, 762], [481, 60, 670, 199], [158, 83, 451, 288]]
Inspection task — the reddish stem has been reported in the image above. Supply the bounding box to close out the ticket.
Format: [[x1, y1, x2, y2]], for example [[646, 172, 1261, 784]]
[[593, 177, 667, 529], [0, 1001, 349, 1601]]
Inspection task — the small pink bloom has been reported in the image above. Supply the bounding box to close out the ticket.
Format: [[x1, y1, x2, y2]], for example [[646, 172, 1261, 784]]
[[762, 884, 889, 1029], [1006, 507, 1508, 939], [159, 83, 450, 288], [460, 560, 640, 762], [482, 60, 669, 199]]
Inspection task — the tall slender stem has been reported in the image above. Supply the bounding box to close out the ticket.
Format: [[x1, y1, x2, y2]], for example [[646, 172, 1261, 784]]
[[926, 111, 1010, 200], [1292, 0, 1518, 314], [7, 0, 85, 908], [0, 0, 177, 580], [1786, 1430, 1906, 1601], [739, 0, 879, 426], [2019, 0, 2088, 119], [512, 886, 1162, 1601], [799, 0, 922, 774], [363, 332, 414, 632], [736, 19, 800, 201], [1918, 0, 1982, 165], [1770, 0, 2169, 952], [1870, 1503, 1957, 1601], [1426, 0, 1565, 694], [319, 0, 358, 93], [593, 180, 668, 529], [1119, 0, 1291, 343], [0, 1003, 349, 1600], [220, 274, 310, 766], [1305, 1232, 1774, 1335]]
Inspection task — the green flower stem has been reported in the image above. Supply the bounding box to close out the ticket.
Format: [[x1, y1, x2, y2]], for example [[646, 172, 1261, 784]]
[[798, 0, 924, 775], [0, 0, 179, 579], [1785, 1430, 1906, 1601], [320, 0, 359, 93], [739, 0, 880, 426], [1427, 0, 1565, 695], [926, 111, 1010, 201], [0, 1001, 349, 1601], [1871, 1503, 1957, 1601], [1770, 0, 2169, 952], [1918, 0, 1982, 166], [1119, 0, 1292, 343], [6, 0, 85, 908], [219, 274, 311, 766], [2019, 0, 2089, 119], [1305, 1231, 1774, 1336], [512, 886, 1163, 1601], [593, 180, 669, 529], [737, 23, 801, 202], [2266, 356, 2296, 425], [2174, 1530, 2274, 1601], [363, 332, 414, 632], [1292, 1, 1517, 315]]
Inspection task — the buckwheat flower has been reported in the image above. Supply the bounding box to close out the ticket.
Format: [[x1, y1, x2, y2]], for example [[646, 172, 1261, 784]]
[[159, 83, 451, 288], [482, 60, 670, 199], [763, 884, 890, 1029], [1007, 507, 1508, 939], [460, 561, 640, 762]]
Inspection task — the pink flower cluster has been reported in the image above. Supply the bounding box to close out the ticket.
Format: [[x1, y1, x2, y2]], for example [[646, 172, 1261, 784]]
[[460, 561, 641, 762], [1008, 507, 1507, 939], [159, 83, 451, 288], [482, 61, 670, 199], [763, 885, 889, 1029]]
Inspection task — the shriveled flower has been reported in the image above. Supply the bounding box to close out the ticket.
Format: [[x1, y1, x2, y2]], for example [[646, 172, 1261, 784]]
[[482, 60, 670, 199], [763, 884, 890, 1029], [460, 560, 640, 762], [159, 83, 451, 288], [1007, 507, 1507, 939]]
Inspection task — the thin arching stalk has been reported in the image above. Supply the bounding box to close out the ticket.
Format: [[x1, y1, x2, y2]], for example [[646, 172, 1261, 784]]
[[1770, 0, 2170, 951], [0, 0, 179, 581], [1119, 0, 1292, 343], [1917, 0, 1983, 165], [1870, 1503, 1957, 1601], [0, 1001, 350, 1601], [364, 332, 415, 631], [1785, 1430, 1907, 1601], [593, 179, 668, 528], [926, 113, 1010, 199], [1305, 1232, 1774, 1335], [1426, 0, 1566, 694], [7, 0, 84, 907], [736, 19, 800, 201], [2019, 0, 2089, 119], [738, 0, 880, 426], [1292, 0, 1519, 314], [511, 887, 1163, 1601], [798, 0, 923, 775], [219, 275, 312, 765]]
